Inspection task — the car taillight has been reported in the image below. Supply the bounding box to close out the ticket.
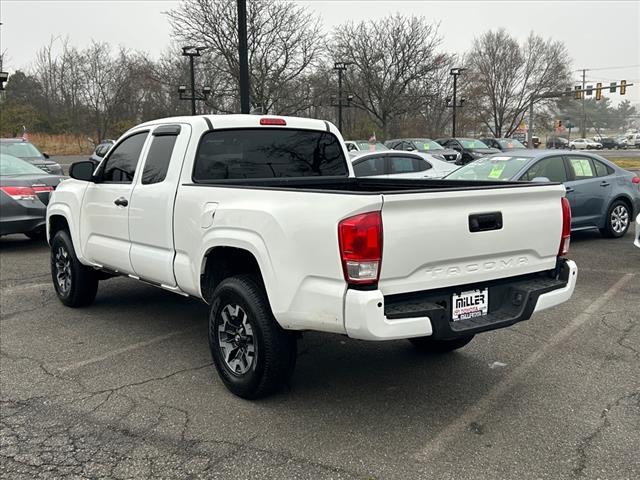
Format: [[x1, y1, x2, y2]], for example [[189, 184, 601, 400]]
[[259, 117, 286, 126], [0, 186, 38, 200], [32, 185, 54, 193], [632, 176, 640, 187], [338, 211, 383, 285], [559, 197, 571, 256]]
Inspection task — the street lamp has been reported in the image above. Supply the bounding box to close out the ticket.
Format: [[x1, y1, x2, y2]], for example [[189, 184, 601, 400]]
[[333, 61, 353, 132], [449, 67, 467, 137], [181, 46, 209, 115]]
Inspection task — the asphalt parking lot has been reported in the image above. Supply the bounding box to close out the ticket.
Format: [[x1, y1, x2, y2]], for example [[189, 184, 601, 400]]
[[1, 225, 639, 479]]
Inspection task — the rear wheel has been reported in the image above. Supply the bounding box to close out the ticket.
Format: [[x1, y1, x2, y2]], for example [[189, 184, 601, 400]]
[[600, 200, 631, 238], [50, 230, 99, 307], [409, 335, 475, 353], [209, 275, 296, 399]]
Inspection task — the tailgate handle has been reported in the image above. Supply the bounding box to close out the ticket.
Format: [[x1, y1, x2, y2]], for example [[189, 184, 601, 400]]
[[469, 212, 503, 232]]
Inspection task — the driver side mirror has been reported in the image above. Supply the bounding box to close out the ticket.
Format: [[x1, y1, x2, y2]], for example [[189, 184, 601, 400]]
[[43, 152, 50, 159], [69, 161, 96, 182]]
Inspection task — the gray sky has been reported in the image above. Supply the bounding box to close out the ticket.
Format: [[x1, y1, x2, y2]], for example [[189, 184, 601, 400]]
[[2, 0, 639, 103]]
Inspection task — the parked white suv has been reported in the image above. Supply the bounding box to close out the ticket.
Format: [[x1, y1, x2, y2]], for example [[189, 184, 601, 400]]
[[47, 114, 577, 399]]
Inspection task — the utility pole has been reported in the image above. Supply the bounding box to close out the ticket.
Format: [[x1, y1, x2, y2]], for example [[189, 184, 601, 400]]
[[581, 68, 587, 138], [237, 0, 250, 114], [449, 68, 466, 137]]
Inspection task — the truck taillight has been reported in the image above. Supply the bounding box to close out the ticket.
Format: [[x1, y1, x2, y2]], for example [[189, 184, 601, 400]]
[[559, 197, 571, 256], [260, 117, 286, 126], [0, 186, 39, 200], [338, 211, 383, 285]]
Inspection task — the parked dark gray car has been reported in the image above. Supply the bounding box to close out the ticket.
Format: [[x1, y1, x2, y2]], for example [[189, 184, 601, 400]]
[[384, 138, 461, 163], [446, 150, 640, 237], [0, 138, 64, 175], [0, 153, 66, 240], [89, 139, 115, 166]]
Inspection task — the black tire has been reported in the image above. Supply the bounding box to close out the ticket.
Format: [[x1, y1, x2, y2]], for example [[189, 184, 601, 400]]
[[599, 200, 631, 238], [50, 230, 99, 307], [25, 229, 46, 241], [208, 275, 296, 399], [409, 335, 475, 353], [570, 145, 575, 150]]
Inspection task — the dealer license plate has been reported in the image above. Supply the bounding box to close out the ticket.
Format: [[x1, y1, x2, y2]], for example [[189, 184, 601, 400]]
[[452, 288, 488, 321]]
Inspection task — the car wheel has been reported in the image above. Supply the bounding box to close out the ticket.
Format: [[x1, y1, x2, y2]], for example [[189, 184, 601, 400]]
[[25, 229, 46, 241], [600, 200, 631, 238], [408, 335, 474, 353], [50, 230, 99, 307], [570, 145, 575, 150], [209, 275, 296, 399]]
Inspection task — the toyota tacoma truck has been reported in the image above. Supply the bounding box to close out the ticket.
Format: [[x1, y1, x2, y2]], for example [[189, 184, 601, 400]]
[[47, 115, 577, 399]]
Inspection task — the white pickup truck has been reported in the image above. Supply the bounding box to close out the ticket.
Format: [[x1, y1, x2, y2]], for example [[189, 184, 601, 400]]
[[47, 114, 577, 399]]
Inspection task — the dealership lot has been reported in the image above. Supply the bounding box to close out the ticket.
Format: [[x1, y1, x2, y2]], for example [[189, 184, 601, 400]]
[[1, 226, 639, 479]]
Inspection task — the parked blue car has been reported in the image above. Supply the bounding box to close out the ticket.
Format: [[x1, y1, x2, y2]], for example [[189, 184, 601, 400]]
[[446, 150, 640, 238]]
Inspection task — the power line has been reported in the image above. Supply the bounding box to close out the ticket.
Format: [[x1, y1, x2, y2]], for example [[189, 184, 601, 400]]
[[574, 64, 640, 72]]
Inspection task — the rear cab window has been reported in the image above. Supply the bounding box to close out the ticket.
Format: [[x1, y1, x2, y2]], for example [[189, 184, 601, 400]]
[[193, 129, 348, 181]]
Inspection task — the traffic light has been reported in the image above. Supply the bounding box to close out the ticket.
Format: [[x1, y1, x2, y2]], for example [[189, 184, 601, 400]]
[[609, 82, 617, 93], [586, 85, 593, 96], [595, 83, 602, 100], [574, 86, 582, 99], [620, 80, 627, 95]]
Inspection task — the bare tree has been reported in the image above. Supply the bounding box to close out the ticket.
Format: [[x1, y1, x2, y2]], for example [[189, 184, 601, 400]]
[[467, 29, 571, 137], [331, 14, 444, 138], [167, 0, 324, 114]]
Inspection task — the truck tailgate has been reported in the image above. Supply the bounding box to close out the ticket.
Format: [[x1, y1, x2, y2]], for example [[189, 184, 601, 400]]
[[378, 184, 565, 295]]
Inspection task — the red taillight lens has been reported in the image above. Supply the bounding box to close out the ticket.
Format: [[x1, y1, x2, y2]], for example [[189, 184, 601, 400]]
[[338, 211, 383, 285], [632, 176, 640, 184], [32, 185, 54, 193], [0, 186, 38, 200], [559, 197, 571, 256], [259, 117, 286, 126]]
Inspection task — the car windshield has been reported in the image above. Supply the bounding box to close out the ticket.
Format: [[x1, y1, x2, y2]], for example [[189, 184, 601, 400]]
[[460, 139, 489, 149], [445, 155, 533, 181], [356, 141, 388, 151], [0, 154, 47, 175], [498, 139, 526, 149], [0, 141, 43, 158], [411, 139, 444, 151]]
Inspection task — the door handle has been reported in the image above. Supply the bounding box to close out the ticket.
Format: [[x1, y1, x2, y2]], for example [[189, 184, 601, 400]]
[[114, 197, 128, 207], [600, 181, 610, 187], [565, 186, 574, 193]]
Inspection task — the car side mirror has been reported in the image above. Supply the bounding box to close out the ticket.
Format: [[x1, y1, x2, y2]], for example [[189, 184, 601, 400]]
[[531, 176, 551, 183], [69, 161, 95, 182], [43, 152, 50, 159]]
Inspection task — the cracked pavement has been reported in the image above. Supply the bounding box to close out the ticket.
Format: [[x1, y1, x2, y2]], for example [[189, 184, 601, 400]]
[[1, 229, 639, 479]]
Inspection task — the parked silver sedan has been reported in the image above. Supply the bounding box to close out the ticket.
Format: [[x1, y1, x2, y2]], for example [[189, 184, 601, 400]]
[[351, 150, 459, 179]]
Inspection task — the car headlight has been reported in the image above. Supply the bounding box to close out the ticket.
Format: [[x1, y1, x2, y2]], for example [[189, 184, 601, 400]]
[[433, 154, 445, 161], [471, 151, 484, 157], [456, 152, 462, 160]]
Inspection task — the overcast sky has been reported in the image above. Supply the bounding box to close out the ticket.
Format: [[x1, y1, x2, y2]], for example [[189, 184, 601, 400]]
[[2, 0, 639, 103]]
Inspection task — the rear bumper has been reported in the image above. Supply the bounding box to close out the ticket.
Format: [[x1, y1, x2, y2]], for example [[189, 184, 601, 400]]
[[344, 259, 577, 341]]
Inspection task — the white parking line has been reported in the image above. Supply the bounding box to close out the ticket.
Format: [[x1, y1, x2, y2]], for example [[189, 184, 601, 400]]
[[58, 327, 199, 372], [415, 272, 636, 462], [1, 282, 51, 294]]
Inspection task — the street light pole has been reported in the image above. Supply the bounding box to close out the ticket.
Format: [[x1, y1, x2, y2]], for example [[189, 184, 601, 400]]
[[189, 54, 196, 116], [333, 62, 350, 132], [450, 68, 466, 137], [237, 0, 250, 114]]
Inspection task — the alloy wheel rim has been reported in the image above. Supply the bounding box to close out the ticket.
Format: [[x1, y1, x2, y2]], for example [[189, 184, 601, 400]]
[[217, 304, 256, 375], [611, 205, 629, 233], [55, 246, 72, 294]]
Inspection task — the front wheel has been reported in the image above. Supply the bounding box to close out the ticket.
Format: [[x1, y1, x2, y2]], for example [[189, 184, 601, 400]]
[[409, 335, 475, 353], [50, 230, 99, 307], [570, 145, 575, 150], [209, 275, 296, 399], [600, 200, 631, 238]]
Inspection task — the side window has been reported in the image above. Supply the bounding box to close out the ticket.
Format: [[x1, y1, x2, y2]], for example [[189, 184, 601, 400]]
[[141, 131, 179, 185], [593, 159, 613, 177], [102, 132, 148, 183], [95, 144, 110, 158], [389, 156, 430, 173], [567, 156, 595, 179], [346, 143, 357, 152], [353, 156, 386, 177], [523, 156, 567, 182]]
